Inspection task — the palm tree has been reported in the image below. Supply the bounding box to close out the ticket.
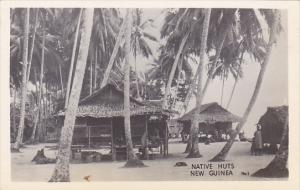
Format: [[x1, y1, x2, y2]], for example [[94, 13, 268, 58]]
[[123, 9, 145, 167], [186, 8, 211, 158], [26, 8, 39, 83], [210, 10, 281, 162], [65, 9, 82, 108], [131, 9, 158, 100], [162, 30, 190, 109], [49, 8, 94, 182], [12, 8, 29, 151], [181, 9, 237, 114], [29, 20, 46, 143], [100, 17, 126, 88]]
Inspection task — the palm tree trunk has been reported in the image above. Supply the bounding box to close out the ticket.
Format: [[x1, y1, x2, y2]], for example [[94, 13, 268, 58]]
[[29, 67, 39, 142], [12, 87, 17, 141], [123, 9, 145, 167], [226, 78, 238, 109], [65, 8, 82, 109], [49, 9, 94, 182], [162, 32, 189, 109], [186, 8, 211, 158], [171, 57, 183, 109], [134, 50, 141, 100], [226, 53, 244, 109], [26, 8, 39, 83], [89, 58, 93, 95], [36, 22, 46, 142], [93, 47, 98, 90], [182, 9, 236, 114], [12, 8, 30, 151], [210, 11, 280, 162], [220, 72, 225, 106], [252, 115, 288, 177], [58, 63, 64, 97], [100, 18, 126, 88]]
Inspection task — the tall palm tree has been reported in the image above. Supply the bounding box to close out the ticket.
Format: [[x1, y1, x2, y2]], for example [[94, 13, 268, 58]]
[[12, 8, 30, 151], [29, 20, 46, 142], [26, 8, 39, 83], [210, 10, 281, 162], [49, 8, 94, 182], [186, 8, 211, 158], [181, 9, 237, 114], [123, 9, 145, 167], [131, 9, 158, 100], [65, 8, 82, 108]]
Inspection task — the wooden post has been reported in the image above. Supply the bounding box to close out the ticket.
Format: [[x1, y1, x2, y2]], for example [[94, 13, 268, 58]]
[[145, 115, 149, 160], [111, 118, 116, 161], [164, 117, 168, 156], [88, 126, 91, 149]]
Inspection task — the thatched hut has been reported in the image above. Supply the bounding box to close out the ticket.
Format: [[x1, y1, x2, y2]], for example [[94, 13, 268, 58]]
[[179, 102, 241, 142], [258, 105, 288, 145], [55, 84, 175, 160], [167, 119, 183, 138]]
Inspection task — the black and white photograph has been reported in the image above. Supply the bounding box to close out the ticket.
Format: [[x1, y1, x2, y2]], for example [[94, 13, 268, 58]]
[[1, 1, 299, 188]]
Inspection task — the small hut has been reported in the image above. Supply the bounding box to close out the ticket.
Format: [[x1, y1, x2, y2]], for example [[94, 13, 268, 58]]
[[179, 102, 241, 142], [258, 105, 288, 145], [167, 119, 183, 138], [56, 84, 175, 160]]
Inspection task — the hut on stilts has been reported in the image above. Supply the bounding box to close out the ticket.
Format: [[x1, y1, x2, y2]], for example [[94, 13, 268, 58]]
[[179, 102, 241, 142], [55, 84, 175, 161]]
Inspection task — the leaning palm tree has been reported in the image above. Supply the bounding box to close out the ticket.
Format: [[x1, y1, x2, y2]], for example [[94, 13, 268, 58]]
[[131, 8, 158, 100], [123, 9, 145, 167], [49, 8, 94, 182], [210, 10, 281, 162], [100, 16, 126, 88], [12, 8, 30, 151], [186, 8, 211, 158]]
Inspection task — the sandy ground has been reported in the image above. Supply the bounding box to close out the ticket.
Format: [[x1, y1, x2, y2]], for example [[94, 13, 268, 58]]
[[11, 139, 286, 181]]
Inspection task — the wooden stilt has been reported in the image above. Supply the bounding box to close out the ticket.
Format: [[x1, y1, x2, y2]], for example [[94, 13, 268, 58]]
[[145, 115, 149, 160], [111, 118, 116, 161], [88, 126, 91, 149], [164, 117, 168, 156]]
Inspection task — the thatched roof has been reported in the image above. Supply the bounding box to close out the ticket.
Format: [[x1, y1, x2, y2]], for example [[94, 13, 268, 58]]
[[258, 105, 288, 144], [57, 84, 175, 118], [179, 102, 241, 123], [260, 106, 288, 124]]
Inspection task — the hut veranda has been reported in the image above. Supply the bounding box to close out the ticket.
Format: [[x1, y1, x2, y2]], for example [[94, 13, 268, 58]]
[[54, 84, 175, 161]]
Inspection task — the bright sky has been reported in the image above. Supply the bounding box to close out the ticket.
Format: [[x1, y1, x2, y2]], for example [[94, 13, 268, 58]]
[[138, 9, 288, 137]]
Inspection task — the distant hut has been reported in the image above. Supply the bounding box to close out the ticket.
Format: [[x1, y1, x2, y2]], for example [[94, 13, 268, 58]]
[[55, 84, 175, 160], [179, 102, 241, 142], [258, 105, 288, 145], [167, 119, 183, 138]]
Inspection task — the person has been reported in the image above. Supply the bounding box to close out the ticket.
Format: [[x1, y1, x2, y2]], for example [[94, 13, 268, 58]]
[[139, 131, 148, 159], [253, 124, 263, 155]]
